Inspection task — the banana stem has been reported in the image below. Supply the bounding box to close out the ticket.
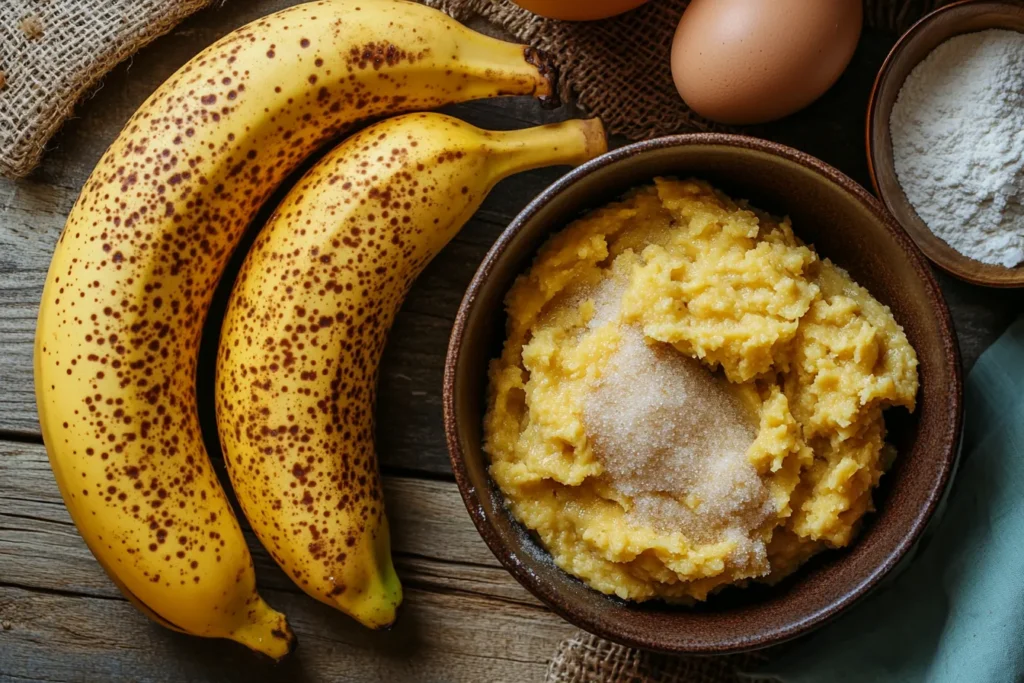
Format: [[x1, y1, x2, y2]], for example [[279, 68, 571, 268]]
[[453, 37, 558, 105], [489, 118, 608, 178]]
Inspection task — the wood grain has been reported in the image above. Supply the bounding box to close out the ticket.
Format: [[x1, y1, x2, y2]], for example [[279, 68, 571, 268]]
[[0, 441, 573, 682], [2, 2, 1024, 681]]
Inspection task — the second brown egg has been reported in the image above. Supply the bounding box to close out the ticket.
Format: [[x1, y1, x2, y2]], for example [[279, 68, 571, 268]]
[[671, 0, 863, 125]]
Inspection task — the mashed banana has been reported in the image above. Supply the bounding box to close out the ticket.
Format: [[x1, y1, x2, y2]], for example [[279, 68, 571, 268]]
[[484, 179, 919, 602]]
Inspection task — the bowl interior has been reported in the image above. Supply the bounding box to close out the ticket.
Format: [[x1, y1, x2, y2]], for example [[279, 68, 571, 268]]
[[446, 138, 962, 653], [867, 0, 1024, 287]]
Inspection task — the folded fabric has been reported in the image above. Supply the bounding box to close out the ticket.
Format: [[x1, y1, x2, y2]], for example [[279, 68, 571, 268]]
[[754, 316, 1024, 683], [0, 0, 212, 178]]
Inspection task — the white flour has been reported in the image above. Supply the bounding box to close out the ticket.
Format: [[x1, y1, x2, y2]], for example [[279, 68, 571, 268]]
[[890, 29, 1024, 268]]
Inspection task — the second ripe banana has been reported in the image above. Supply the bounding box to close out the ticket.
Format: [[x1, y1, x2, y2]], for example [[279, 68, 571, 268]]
[[216, 113, 607, 628]]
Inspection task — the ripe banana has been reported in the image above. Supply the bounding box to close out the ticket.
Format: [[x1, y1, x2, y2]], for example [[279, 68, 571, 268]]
[[215, 112, 606, 628], [35, 0, 559, 656]]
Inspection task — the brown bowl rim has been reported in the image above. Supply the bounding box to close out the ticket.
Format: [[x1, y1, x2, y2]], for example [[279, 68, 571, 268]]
[[443, 133, 963, 654], [865, 0, 1024, 288]]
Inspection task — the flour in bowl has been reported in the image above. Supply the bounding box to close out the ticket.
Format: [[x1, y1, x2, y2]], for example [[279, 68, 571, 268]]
[[890, 29, 1024, 267]]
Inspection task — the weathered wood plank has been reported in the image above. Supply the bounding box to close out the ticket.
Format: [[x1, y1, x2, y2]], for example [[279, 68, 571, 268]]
[[0, 181, 78, 438], [0, 586, 567, 683], [0, 440, 572, 682]]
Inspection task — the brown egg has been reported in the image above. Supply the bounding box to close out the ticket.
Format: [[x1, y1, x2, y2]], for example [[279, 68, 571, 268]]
[[671, 0, 862, 125], [512, 0, 651, 21]]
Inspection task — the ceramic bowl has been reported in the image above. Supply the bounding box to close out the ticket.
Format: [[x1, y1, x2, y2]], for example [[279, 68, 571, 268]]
[[866, 0, 1024, 287], [443, 134, 963, 654]]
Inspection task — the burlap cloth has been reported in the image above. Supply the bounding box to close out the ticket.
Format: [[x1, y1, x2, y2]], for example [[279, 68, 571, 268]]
[[0, 0, 213, 178], [547, 631, 781, 683], [0, 0, 955, 680]]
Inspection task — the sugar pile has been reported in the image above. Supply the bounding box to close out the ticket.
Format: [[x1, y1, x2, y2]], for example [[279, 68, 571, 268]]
[[582, 325, 773, 573], [583, 274, 627, 330]]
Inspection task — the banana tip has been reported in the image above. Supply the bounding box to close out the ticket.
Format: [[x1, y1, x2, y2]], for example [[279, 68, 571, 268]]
[[230, 608, 295, 661], [371, 616, 398, 632], [268, 627, 297, 662], [338, 599, 400, 631]]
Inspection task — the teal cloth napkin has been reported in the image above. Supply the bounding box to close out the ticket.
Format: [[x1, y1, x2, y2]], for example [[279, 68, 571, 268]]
[[756, 316, 1024, 683]]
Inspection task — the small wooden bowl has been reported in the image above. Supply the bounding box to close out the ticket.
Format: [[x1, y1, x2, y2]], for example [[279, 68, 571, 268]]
[[444, 135, 963, 654], [866, 0, 1024, 287]]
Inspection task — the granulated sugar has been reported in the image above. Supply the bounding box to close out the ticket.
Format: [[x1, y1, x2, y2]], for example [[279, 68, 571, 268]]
[[582, 327, 772, 573], [583, 274, 627, 330]]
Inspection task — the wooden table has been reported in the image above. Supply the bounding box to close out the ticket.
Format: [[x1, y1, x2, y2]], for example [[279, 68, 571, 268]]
[[1, 3, 1021, 681]]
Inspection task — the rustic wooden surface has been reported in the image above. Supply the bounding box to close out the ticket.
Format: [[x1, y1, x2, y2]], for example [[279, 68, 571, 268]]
[[1, 2, 1022, 682]]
